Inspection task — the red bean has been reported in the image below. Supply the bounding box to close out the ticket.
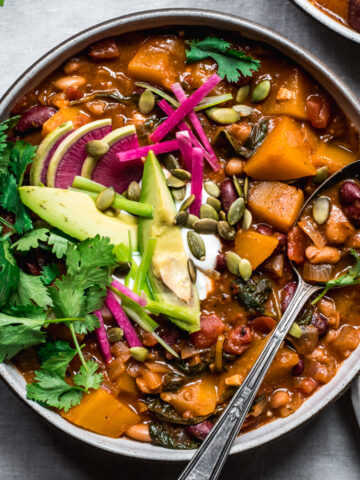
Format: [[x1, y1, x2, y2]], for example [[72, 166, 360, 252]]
[[161, 328, 180, 346], [340, 181, 360, 204], [287, 226, 307, 264], [65, 85, 82, 101], [186, 421, 213, 441], [281, 281, 297, 313], [344, 204, 360, 222], [349, 0, 360, 32], [256, 223, 274, 236], [89, 38, 119, 60], [292, 358, 305, 376], [249, 316, 276, 333], [220, 179, 237, 212], [15, 105, 56, 134], [311, 312, 329, 337], [224, 325, 253, 355], [190, 315, 224, 349], [215, 251, 226, 272]]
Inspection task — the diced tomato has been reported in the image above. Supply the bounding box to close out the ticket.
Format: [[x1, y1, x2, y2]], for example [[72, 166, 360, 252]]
[[224, 325, 253, 355], [306, 94, 331, 129], [190, 315, 224, 349], [65, 85, 82, 101], [287, 226, 307, 264], [249, 316, 277, 334]]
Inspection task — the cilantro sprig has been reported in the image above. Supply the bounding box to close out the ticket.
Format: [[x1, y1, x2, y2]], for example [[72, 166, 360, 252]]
[[185, 36, 260, 83], [312, 249, 360, 305]]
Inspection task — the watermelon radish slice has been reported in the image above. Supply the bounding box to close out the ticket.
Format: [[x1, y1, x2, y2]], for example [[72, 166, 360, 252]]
[[82, 125, 143, 194], [47, 119, 112, 188], [30, 121, 74, 186]]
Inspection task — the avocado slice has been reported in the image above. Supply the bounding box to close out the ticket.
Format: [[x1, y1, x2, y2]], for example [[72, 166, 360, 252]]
[[30, 121, 74, 186], [139, 151, 200, 331], [19, 186, 137, 248]]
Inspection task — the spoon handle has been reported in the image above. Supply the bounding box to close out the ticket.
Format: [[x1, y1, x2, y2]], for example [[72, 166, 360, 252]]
[[178, 280, 319, 480]]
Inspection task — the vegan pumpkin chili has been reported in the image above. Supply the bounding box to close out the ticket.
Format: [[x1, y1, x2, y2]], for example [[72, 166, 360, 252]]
[[1, 28, 359, 449], [309, 0, 360, 33]]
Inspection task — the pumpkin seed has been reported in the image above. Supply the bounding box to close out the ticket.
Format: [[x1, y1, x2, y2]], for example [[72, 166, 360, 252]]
[[226, 251, 241, 275], [206, 107, 240, 125], [217, 221, 236, 241], [171, 187, 186, 201], [239, 258, 252, 281], [233, 175, 243, 197], [207, 196, 222, 212], [313, 166, 329, 185], [96, 186, 115, 211], [187, 258, 197, 283], [122, 189, 128, 198], [313, 196, 330, 225], [186, 214, 199, 229], [138, 89, 155, 114], [251, 80, 271, 103], [227, 197, 245, 226], [130, 346, 149, 362], [219, 210, 227, 221], [167, 176, 186, 189], [164, 153, 180, 171], [243, 176, 249, 202], [107, 327, 124, 343], [86, 139, 109, 157], [242, 208, 252, 230], [187, 231, 206, 260], [127, 181, 141, 202], [114, 262, 132, 277], [204, 180, 220, 198], [171, 168, 191, 181], [233, 105, 254, 117], [173, 211, 189, 226], [236, 85, 250, 103], [104, 207, 120, 217], [289, 322, 302, 339], [200, 204, 219, 221], [194, 218, 218, 234], [180, 195, 195, 211]]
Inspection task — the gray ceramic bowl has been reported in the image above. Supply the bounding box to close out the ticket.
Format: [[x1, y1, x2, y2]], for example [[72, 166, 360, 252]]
[[1, 8, 360, 461], [291, 0, 360, 43]]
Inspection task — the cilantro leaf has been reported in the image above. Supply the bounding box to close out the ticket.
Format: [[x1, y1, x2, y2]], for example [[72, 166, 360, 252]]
[[48, 231, 72, 259], [0, 241, 19, 308], [1, 303, 46, 319], [11, 270, 53, 309], [72, 314, 100, 335], [0, 117, 19, 156], [186, 36, 260, 83], [12, 228, 50, 251], [9, 140, 37, 185], [0, 174, 33, 234], [38, 340, 77, 376], [41, 263, 59, 286], [74, 360, 103, 391]]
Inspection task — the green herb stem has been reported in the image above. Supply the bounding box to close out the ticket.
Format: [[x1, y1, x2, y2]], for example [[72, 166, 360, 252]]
[[68, 322, 88, 372], [133, 238, 157, 294], [146, 299, 199, 325], [44, 317, 85, 325]]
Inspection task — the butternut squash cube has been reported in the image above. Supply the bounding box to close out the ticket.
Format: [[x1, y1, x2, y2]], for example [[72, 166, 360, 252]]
[[234, 230, 279, 269], [42, 106, 90, 136], [312, 142, 358, 174], [244, 116, 317, 180], [248, 181, 304, 232], [264, 346, 299, 382], [62, 388, 140, 438], [128, 36, 184, 89]]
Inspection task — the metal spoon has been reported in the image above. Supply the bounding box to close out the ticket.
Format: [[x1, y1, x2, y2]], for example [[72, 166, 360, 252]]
[[178, 159, 360, 480]]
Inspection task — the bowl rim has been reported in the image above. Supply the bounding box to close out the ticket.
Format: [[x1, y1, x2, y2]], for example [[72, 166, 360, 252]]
[[0, 7, 360, 462], [290, 0, 360, 44]]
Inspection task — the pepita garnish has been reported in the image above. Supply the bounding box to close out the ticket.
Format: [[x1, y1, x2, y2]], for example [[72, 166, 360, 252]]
[[206, 107, 240, 125], [226, 251, 241, 275], [187, 231, 206, 260], [173, 211, 189, 226], [127, 181, 141, 202], [166, 176, 186, 189], [114, 262, 132, 277], [204, 180, 220, 198], [187, 258, 197, 283], [138, 88, 155, 115], [180, 195, 195, 212], [164, 153, 180, 171], [227, 197, 245, 226], [243, 176, 249, 202], [233, 175, 243, 197], [171, 168, 191, 181], [219, 210, 227, 221], [236, 85, 250, 103], [86, 139, 109, 157], [171, 187, 186, 201], [200, 204, 219, 221], [104, 207, 120, 217], [239, 258, 252, 281], [313, 196, 330, 225], [186, 214, 199, 229], [242, 208, 252, 230], [217, 221, 236, 241], [107, 327, 124, 343], [313, 166, 329, 185], [233, 105, 254, 117], [207, 196, 222, 212], [96, 186, 115, 211], [251, 80, 271, 103], [194, 218, 218, 234]]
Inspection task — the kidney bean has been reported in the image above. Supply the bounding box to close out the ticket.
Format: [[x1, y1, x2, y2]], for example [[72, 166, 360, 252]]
[[220, 179, 237, 212], [89, 38, 119, 60], [344, 204, 360, 222], [15, 105, 56, 134], [190, 315, 224, 349], [186, 421, 213, 441], [349, 0, 360, 32], [249, 316, 276, 333], [292, 358, 305, 376], [256, 223, 274, 236], [305, 94, 331, 129], [161, 327, 181, 346], [287, 226, 307, 264], [281, 281, 297, 313], [340, 181, 360, 205], [215, 251, 226, 272], [224, 325, 253, 355], [311, 312, 329, 337]]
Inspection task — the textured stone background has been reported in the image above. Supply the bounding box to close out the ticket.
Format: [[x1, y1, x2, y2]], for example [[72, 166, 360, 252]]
[[0, 1, 360, 479]]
